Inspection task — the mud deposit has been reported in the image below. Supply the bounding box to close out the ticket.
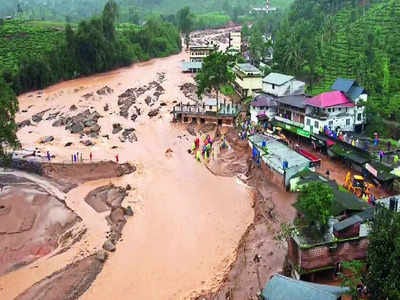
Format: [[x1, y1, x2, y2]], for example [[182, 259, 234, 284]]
[[16, 255, 103, 300], [0, 174, 80, 276]]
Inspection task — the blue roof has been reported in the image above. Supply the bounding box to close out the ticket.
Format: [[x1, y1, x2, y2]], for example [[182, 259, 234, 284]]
[[331, 78, 366, 100], [263, 274, 350, 300]]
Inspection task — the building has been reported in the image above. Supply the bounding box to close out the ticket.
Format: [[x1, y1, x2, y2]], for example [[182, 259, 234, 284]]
[[303, 91, 364, 134], [288, 174, 371, 280], [263, 73, 305, 97], [262, 274, 350, 300], [233, 63, 263, 99], [182, 61, 202, 73], [274, 95, 309, 129], [171, 98, 239, 126], [189, 44, 216, 63], [248, 134, 312, 187], [228, 31, 241, 52], [331, 78, 367, 131], [250, 94, 276, 123]]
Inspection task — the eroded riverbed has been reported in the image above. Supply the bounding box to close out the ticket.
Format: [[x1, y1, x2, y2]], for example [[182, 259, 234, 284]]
[[1, 31, 254, 299]]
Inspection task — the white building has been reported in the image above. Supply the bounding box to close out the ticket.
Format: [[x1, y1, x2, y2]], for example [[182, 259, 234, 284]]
[[228, 31, 242, 52], [303, 91, 366, 134], [250, 94, 277, 123], [189, 44, 217, 63], [262, 73, 305, 97]]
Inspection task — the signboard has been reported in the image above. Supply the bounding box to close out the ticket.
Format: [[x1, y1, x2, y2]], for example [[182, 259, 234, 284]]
[[365, 163, 378, 178], [296, 128, 311, 138]]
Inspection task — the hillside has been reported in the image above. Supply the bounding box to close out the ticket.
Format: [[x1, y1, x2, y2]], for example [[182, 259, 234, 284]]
[[0, 20, 64, 72], [0, 0, 293, 22], [273, 0, 400, 136]]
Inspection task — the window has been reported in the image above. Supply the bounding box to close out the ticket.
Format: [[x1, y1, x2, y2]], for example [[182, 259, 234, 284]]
[[332, 108, 335, 112], [306, 118, 311, 126], [314, 121, 319, 128], [346, 119, 351, 126], [328, 108, 331, 113], [272, 84, 275, 89], [357, 113, 362, 121], [209, 106, 212, 110], [338, 107, 342, 111]]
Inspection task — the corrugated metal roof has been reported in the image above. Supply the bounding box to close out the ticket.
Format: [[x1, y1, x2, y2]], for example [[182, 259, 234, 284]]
[[263, 274, 350, 300], [182, 61, 202, 71], [236, 63, 261, 74], [331, 78, 355, 93], [274, 95, 308, 109], [263, 72, 294, 85], [305, 91, 354, 108], [251, 94, 277, 107], [333, 215, 362, 232]]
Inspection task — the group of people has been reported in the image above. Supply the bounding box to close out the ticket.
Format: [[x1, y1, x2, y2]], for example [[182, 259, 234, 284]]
[[192, 134, 214, 162], [70, 152, 119, 163]]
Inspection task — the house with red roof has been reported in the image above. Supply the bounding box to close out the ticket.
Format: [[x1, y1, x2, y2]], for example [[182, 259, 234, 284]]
[[304, 89, 367, 134]]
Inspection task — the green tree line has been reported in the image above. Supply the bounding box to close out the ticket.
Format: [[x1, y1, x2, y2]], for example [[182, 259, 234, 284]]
[[1, 0, 181, 94]]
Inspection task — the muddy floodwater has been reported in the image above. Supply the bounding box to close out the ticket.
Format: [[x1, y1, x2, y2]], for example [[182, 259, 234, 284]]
[[1, 39, 254, 299]]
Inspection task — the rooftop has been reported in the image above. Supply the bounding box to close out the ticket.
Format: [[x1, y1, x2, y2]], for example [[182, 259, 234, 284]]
[[305, 91, 354, 108], [249, 134, 310, 175], [263, 72, 294, 86], [331, 78, 366, 101], [235, 63, 262, 75], [251, 94, 277, 107], [263, 274, 350, 300], [275, 95, 308, 109], [181, 61, 202, 72]]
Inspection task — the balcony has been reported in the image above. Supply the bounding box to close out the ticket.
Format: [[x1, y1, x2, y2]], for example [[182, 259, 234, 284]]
[[307, 111, 329, 121]]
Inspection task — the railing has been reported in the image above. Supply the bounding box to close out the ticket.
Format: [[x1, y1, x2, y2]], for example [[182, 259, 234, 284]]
[[306, 112, 330, 121], [172, 103, 240, 117]]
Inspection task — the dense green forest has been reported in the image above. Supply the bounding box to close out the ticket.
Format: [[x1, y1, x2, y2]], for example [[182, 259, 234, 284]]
[[273, 0, 400, 137], [0, 0, 293, 23], [0, 1, 181, 94]]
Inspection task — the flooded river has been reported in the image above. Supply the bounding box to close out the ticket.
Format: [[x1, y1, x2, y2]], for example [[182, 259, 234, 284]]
[[3, 39, 254, 299]]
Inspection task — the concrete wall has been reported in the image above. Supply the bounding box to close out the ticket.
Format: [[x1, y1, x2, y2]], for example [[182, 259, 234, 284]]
[[0, 158, 43, 175]]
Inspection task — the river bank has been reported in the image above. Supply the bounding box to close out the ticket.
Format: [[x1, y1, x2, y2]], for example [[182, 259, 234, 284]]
[[0, 27, 275, 299]]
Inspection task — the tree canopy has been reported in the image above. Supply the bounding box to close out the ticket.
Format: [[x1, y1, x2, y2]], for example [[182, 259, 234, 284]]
[[366, 206, 400, 299], [0, 77, 18, 155], [296, 182, 334, 230], [195, 51, 234, 107]]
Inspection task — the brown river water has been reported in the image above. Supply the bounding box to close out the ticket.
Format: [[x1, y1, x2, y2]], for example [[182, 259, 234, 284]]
[[0, 40, 254, 299]]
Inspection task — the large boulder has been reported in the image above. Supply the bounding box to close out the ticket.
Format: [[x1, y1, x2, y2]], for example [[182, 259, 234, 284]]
[[70, 122, 84, 134], [112, 123, 123, 134], [148, 108, 159, 118], [102, 239, 116, 252], [40, 136, 54, 144], [95, 249, 109, 262]]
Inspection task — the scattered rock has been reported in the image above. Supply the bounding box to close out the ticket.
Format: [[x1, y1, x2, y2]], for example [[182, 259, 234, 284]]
[[120, 128, 137, 143], [112, 123, 123, 134], [102, 239, 116, 252], [148, 108, 159, 118], [18, 119, 31, 128], [160, 102, 167, 107], [80, 140, 94, 146], [104, 104, 109, 111], [32, 109, 50, 123], [96, 86, 114, 95], [69, 104, 78, 111], [130, 113, 138, 122], [64, 142, 73, 147], [40, 136, 54, 144], [111, 146, 118, 149], [124, 206, 134, 216], [125, 184, 132, 191], [145, 96, 152, 106], [95, 249, 109, 262], [70, 122, 84, 134], [82, 92, 93, 99]]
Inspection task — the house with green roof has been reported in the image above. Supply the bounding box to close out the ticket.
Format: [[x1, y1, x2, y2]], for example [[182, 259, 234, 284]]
[[262, 274, 350, 300]]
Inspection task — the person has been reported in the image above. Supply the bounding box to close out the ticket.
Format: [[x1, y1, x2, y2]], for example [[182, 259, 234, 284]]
[[195, 137, 200, 149], [387, 140, 392, 151], [115, 154, 119, 163], [73, 154, 77, 163], [379, 150, 384, 163], [71, 154, 74, 163], [394, 154, 399, 164], [47, 151, 51, 161], [90, 152, 93, 161], [80, 152, 83, 162], [326, 169, 330, 178]]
